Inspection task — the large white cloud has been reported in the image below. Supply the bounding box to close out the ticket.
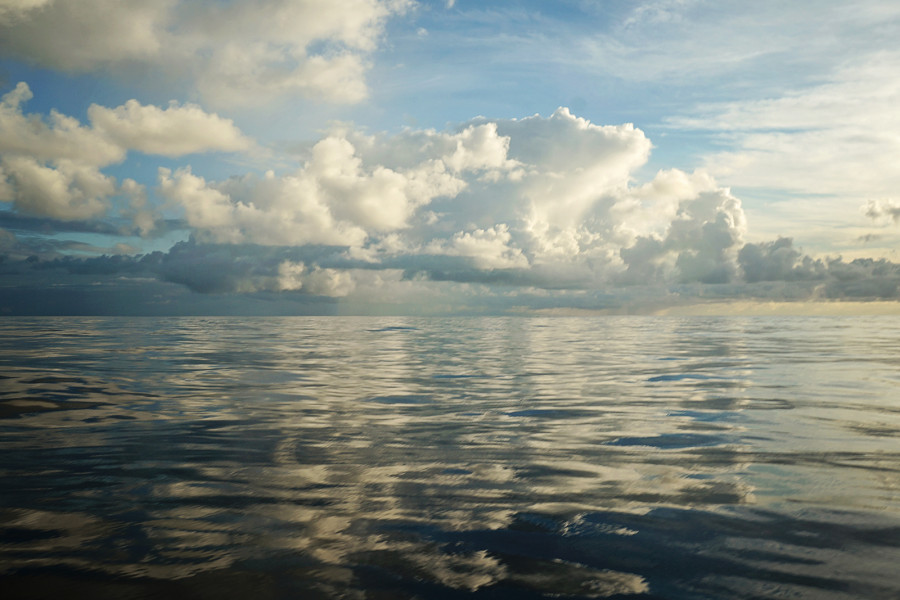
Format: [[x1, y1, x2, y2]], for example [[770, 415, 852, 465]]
[[616, 170, 746, 285], [0, 83, 124, 166], [0, 88, 756, 299], [429, 1, 899, 260], [276, 261, 356, 296], [0, 83, 251, 226], [0, 0, 412, 107], [426, 225, 530, 270], [88, 100, 251, 157], [158, 121, 521, 247], [0, 156, 114, 220], [0, 83, 120, 220], [158, 109, 746, 292]]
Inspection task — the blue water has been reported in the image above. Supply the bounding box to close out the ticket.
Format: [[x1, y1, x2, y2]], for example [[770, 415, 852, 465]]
[[1, 316, 898, 599]]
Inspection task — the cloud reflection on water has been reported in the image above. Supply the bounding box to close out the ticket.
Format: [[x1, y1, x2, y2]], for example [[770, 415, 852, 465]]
[[1, 317, 899, 597]]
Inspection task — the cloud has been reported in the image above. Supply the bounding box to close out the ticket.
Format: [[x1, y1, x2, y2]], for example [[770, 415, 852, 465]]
[[440, 122, 519, 174], [157, 121, 522, 247], [341, 109, 652, 270], [3, 99, 899, 313], [0, 84, 119, 219], [135, 241, 362, 296], [0, 1, 171, 69], [149, 109, 758, 295], [119, 178, 157, 237], [0, 226, 17, 252], [426, 224, 529, 270], [88, 100, 251, 157], [0, 156, 114, 220], [0, 82, 123, 166], [499, 108, 650, 236], [0, 0, 413, 106], [864, 199, 900, 223], [733, 237, 900, 300], [738, 238, 825, 284], [1, 82, 250, 229], [665, 51, 900, 249], [276, 261, 356, 296], [597, 2, 900, 85], [0, 0, 52, 19], [619, 178, 746, 285], [3, 225, 900, 316]]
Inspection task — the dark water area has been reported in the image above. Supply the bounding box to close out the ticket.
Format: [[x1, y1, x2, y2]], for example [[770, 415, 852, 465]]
[[1, 316, 898, 599]]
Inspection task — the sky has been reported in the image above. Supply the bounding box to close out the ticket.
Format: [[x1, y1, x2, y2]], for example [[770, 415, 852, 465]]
[[1, 0, 900, 315]]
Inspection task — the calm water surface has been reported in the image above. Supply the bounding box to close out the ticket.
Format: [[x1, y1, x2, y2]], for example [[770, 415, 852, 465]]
[[1, 316, 898, 599]]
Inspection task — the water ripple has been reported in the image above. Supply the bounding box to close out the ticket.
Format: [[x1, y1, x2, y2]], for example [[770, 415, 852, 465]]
[[1, 316, 899, 598]]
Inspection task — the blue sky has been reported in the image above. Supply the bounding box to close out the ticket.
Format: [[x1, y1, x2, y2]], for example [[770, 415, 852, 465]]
[[1, 0, 899, 315]]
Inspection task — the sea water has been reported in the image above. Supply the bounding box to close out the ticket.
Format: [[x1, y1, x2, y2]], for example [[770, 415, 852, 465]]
[[1, 316, 898, 599]]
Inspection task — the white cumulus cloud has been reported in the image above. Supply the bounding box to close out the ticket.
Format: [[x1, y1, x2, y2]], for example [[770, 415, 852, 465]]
[[427, 225, 530, 270], [0, 156, 114, 220], [0, 83, 252, 227], [157, 121, 522, 247], [277, 261, 356, 296], [0, 0, 412, 107], [0, 83, 124, 166], [88, 100, 251, 157], [156, 109, 746, 292]]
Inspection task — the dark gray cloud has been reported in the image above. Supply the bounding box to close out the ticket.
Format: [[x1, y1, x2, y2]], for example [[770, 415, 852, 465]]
[[737, 238, 826, 283], [821, 257, 900, 299], [0, 242, 345, 316], [2, 233, 899, 315], [0, 210, 189, 238], [154, 241, 357, 294], [0, 210, 123, 236], [736, 238, 900, 300]]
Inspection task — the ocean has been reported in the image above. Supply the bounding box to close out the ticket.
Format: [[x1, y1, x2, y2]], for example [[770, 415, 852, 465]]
[[1, 316, 898, 599]]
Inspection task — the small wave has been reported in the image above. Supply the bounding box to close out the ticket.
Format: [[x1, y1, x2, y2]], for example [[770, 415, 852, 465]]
[[365, 394, 432, 404], [647, 373, 716, 382], [608, 433, 732, 449], [505, 408, 591, 420]]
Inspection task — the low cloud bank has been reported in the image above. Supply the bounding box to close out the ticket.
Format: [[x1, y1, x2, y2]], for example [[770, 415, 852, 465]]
[[2, 232, 898, 315]]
